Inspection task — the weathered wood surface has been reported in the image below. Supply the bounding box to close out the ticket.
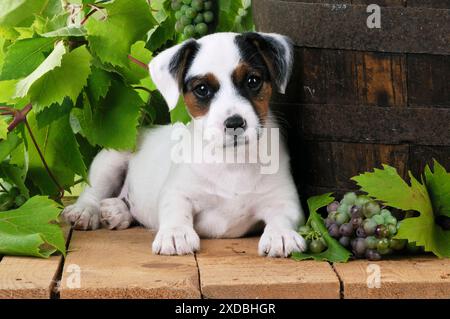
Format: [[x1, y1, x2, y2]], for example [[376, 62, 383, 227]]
[[254, 0, 450, 54], [1, 227, 450, 299], [196, 238, 340, 299], [59, 228, 201, 299], [333, 256, 450, 298], [0, 225, 70, 299]]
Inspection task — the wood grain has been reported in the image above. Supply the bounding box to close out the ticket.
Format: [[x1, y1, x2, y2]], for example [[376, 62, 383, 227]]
[[196, 237, 340, 299], [333, 256, 450, 298], [0, 225, 70, 299], [59, 228, 201, 299]]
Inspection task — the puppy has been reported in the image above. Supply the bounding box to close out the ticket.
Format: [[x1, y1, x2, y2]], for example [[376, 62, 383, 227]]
[[63, 32, 306, 257]]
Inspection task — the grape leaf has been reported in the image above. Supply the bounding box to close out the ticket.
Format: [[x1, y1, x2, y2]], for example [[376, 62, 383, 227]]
[[15, 41, 66, 98], [352, 164, 450, 258], [85, 0, 156, 67], [0, 79, 20, 104], [425, 160, 450, 218], [0, 116, 8, 140], [0, 162, 29, 198], [0, 37, 55, 80], [0, 132, 22, 162], [0, 0, 48, 27], [42, 26, 87, 38], [26, 112, 87, 196], [0, 196, 65, 258], [86, 67, 112, 102], [71, 81, 143, 150], [291, 193, 352, 262], [27, 45, 92, 112], [36, 98, 73, 129]]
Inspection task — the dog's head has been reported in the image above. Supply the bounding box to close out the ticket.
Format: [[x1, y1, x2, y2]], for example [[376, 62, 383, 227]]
[[149, 32, 293, 147]]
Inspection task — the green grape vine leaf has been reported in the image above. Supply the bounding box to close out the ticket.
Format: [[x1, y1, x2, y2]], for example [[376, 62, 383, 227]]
[[0, 196, 66, 258], [85, 0, 156, 67], [292, 193, 352, 262], [352, 163, 450, 258]]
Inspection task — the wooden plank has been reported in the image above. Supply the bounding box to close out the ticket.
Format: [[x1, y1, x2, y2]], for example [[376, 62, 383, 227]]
[[196, 238, 340, 299], [0, 225, 70, 299], [59, 228, 201, 299], [352, 0, 406, 6], [407, 54, 450, 108], [408, 0, 450, 9], [408, 145, 450, 177], [291, 104, 450, 146], [355, 52, 407, 107], [253, 0, 450, 55], [334, 256, 450, 298]]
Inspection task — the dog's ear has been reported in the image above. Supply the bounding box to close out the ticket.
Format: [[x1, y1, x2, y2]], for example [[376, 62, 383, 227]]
[[149, 39, 200, 110], [237, 32, 294, 94]]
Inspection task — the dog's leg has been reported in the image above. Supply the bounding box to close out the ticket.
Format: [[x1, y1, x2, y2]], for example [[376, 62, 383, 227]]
[[256, 200, 307, 258], [62, 150, 131, 230], [152, 194, 200, 255]]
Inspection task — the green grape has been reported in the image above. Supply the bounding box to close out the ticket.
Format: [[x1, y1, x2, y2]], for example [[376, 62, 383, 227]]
[[355, 195, 371, 207], [365, 236, 378, 249], [363, 201, 381, 218], [328, 211, 338, 221], [387, 224, 397, 236], [204, 1, 212, 10], [385, 215, 397, 226], [182, 0, 192, 4], [377, 238, 389, 251], [337, 203, 349, 215], [191, 0, 204, 11], [181, 4, 190, 13], [175, 20, 185, 32], [342, 192, 357, 206], [180, 15, 192, 26], [195, 22, 208, 36], [183, 25, 195, 37], [309, 239, 326, 253], [335, 212, 349, 226], [390, 238, 407, 250], [298, 225, 311, 236], [175, 10, 183, 20], [238, 8, 247, 17], [14, 195, 26, 207], [363, 218, 377, 236], [194, 13, 204, 24], [372, 214, 384, 225], [203, 11, 214, 23], [171, 0, 182, 10], [380, 209, 392, 219], [186, 7, 197, 19]]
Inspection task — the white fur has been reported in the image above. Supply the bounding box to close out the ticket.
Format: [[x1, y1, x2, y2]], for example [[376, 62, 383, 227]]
[[63, 33, 306, 257]]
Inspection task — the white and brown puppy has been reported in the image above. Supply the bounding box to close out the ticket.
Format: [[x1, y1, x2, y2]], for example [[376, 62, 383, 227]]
[[62, 32, 306, 257]]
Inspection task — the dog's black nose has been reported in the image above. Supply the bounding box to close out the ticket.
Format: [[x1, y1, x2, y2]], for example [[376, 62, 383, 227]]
[[224, 114, 247, 131]]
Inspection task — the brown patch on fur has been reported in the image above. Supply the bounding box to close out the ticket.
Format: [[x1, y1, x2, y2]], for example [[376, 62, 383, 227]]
[[183, 73, 219, 118], [232, 63, 273, 123]]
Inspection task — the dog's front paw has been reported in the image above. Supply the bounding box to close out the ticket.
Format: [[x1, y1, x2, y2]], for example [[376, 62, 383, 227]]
[[152, 226, 200, 255], [258, 228, 306, 258], [100, 198, 133, 230], [62, 203, 100, 230]]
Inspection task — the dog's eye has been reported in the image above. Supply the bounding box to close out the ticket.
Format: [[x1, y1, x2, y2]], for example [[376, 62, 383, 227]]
[[193, 84, 210, 98], [246, 75, 262, 91]]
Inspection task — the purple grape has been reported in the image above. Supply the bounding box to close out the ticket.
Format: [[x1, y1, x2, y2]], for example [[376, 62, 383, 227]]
[[353, 238, 367, 257], [339, 236, 350, 247], [375, 224, 389, 238], [351, 217, 363, 229], [325, 217, 333, 228], [327, 223, 340, 238], [327, 201, 340, 214], [366, 249, 381, 261], [350, 205, 362, 218], [356, 226, 367, 238], [339, 223, 353, 237]]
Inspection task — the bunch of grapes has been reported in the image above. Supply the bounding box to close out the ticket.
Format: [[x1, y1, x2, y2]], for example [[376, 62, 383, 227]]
[[171, 0, 214, 38], [325, 192, 409, 261], [299, 221, 328, 254], [0, 187, 26, 211]]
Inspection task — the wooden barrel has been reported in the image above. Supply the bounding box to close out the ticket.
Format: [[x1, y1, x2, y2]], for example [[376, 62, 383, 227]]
[[253, 0, 450, 199]]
